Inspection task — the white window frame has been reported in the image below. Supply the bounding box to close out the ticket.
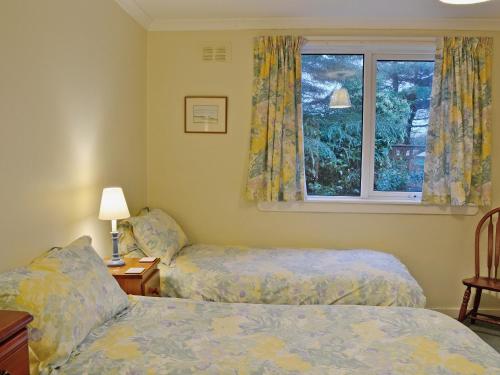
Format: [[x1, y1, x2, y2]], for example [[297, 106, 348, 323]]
[[302, 38, 436, 203]]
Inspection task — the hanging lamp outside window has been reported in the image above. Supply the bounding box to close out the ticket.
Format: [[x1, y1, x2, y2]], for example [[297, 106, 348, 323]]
[[329, 87, 352, 109]]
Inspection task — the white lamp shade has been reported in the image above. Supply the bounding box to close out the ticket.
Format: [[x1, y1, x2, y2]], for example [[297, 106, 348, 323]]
[[329, 88, 352, 109], [98, 187, 130, 220], [440, 0, 490, 4]]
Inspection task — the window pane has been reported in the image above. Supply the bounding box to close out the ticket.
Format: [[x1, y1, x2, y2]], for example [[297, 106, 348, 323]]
[[374, 60, 434, 192], [302, 54, 364, 197]]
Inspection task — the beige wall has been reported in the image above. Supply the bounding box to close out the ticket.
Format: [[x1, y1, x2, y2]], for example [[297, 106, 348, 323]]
[[0, 0, 147, 271], [147, 29, 500, 310]]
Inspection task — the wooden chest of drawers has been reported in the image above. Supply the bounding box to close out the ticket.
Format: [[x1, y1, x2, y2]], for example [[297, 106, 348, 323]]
[[0, 311, 33, 375]]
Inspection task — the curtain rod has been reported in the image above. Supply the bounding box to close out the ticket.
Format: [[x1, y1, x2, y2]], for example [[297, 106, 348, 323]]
[[304, 36, 438, 42]]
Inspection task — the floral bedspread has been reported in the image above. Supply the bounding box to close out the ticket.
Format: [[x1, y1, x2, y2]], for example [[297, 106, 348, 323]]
[[56, 296, 500, 374], [159, 244, 426, 307]]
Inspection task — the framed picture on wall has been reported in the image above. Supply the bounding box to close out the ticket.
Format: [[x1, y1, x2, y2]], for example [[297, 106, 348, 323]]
[[184, 96, 228, 134]]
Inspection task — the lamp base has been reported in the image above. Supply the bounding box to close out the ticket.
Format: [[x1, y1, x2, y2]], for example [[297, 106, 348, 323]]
[[107, 258, 125, 267], [107, 230, 125, 267]]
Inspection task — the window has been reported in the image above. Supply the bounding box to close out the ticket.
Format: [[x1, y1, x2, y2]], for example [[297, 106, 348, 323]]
[[302, 54, 364, 197], [374, 60, 434, 194], [302, 40, 435, 202]]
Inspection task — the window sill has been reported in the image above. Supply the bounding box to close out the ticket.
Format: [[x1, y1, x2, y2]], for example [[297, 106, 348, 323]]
[[257, 197, 478, 215]]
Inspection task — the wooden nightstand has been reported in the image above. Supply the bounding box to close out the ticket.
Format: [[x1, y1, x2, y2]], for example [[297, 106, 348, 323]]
[[0, 310, 33, 375], [108, 258, 161, 297]]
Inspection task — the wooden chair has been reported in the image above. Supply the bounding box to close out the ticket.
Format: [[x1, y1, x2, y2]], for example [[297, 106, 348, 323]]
[[458, 207, 500, 325]]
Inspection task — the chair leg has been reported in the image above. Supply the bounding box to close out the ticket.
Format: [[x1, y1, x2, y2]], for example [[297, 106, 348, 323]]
[[470, 288, 482, 324], [458, 286, 471, 322]]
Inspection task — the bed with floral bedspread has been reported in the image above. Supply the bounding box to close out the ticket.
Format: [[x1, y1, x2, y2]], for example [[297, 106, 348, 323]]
[[121, 208, 426, 307], [56, 295, 499, 375], [153, 244, 426, 306]]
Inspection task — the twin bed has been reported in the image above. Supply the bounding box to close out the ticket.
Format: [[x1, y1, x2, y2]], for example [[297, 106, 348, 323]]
[[148, 244, 425, 306], [0, 236, 499, 374], [120, 208, 426, 307], [57, 296, 499, 374]]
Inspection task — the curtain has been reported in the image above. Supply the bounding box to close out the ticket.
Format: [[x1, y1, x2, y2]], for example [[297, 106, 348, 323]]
[[245, 36, 305, 202], [422, 37, 493, 206]]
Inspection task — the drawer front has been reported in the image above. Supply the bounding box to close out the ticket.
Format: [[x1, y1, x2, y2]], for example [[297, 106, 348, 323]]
[[143, 269, 161, 297], [0, 329, 29, 375], [117, 278, 143, 296]]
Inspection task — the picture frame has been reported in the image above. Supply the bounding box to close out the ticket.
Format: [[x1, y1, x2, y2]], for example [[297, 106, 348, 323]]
[[184, 96, 228, 134]]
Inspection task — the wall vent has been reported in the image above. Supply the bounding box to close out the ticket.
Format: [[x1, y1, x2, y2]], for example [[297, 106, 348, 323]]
[[201, 43, 231, 62]]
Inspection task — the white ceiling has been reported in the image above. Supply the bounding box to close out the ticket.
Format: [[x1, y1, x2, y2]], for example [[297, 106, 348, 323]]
[[115, 0, 500, 30]]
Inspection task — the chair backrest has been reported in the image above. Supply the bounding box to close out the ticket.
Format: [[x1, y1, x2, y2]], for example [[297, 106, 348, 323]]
[[475, 207, 500, 280]]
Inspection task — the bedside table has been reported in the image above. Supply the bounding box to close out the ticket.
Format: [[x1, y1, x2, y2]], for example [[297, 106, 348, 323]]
[[108, 258, 161, 297], [0, 310, 33, 375]]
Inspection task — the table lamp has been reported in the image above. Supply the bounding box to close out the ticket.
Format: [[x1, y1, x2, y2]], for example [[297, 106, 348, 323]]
[[99, 187, 130, 266]]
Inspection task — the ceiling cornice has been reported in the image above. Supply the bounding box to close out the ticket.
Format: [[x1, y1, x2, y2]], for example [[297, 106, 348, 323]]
[[113, 1, 500, 32], [148, 17, 500, 32], [114, 0, 152, 29]]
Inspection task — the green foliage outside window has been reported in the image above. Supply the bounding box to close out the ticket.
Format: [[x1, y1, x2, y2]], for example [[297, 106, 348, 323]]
[[302, 55, 434, 196]]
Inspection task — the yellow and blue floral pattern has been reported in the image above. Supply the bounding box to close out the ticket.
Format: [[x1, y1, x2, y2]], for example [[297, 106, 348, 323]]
[[423, 37, 493, 206], [159, 244, 426, 307], [128, 208, 188, 265], [117, 220, 141, 256], [56, 296, 500, 374], [0, 236, 129, 375], [118, 207, 151, 255], [246, 35, 306, 202]]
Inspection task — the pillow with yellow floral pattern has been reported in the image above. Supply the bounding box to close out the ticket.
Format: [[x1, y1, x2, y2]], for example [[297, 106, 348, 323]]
[[0, 236, 129, 374], [129, 208, 189, 265]]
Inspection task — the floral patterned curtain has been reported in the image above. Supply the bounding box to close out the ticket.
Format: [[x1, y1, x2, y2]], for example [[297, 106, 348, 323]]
[[422, 37, 493, 206], [246, 36, 305, 202]]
